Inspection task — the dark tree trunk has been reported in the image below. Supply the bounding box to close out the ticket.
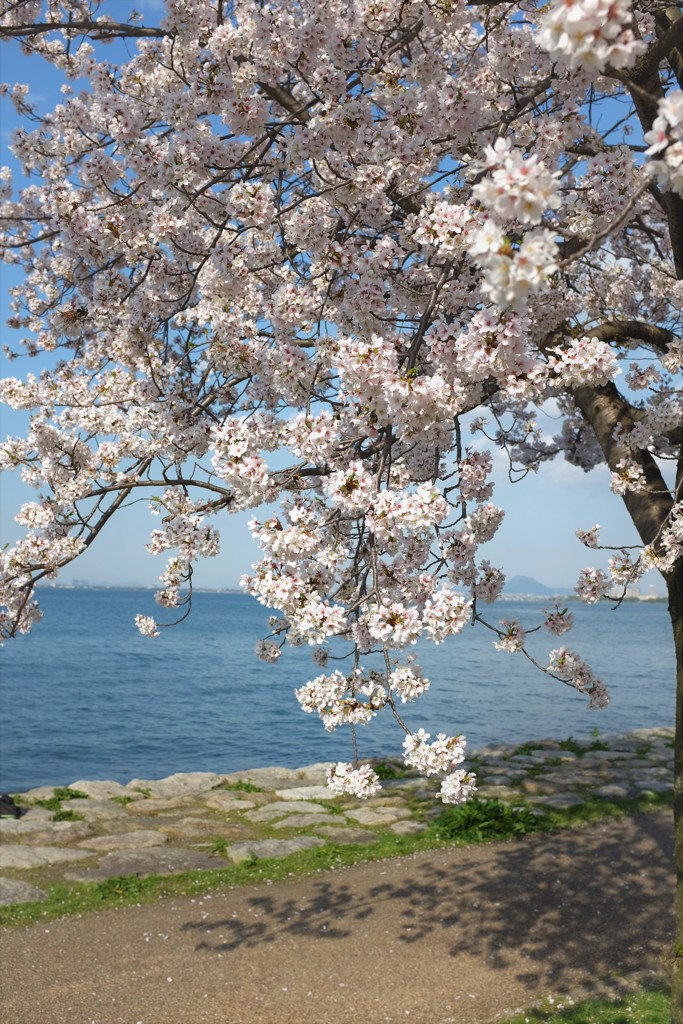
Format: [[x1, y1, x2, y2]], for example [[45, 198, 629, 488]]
[[670, 556, 683, 1023]]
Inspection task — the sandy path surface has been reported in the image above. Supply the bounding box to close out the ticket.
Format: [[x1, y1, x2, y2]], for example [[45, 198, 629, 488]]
[[0, 812, 673, 1024]]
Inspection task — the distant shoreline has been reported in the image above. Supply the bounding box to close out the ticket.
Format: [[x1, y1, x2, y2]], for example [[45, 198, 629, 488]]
[[34, 584, 668, 602]]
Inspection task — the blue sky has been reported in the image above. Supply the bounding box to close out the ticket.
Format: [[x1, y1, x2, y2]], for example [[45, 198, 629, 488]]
[[0, 5, 667, 593]]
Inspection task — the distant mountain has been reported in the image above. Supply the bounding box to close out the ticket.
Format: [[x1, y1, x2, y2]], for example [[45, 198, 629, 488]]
[[505, 575, 572, 596]]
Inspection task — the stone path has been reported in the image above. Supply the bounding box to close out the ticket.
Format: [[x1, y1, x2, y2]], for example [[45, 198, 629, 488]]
[[0, 813, 674, 1024], [0, 727, 673, 908]]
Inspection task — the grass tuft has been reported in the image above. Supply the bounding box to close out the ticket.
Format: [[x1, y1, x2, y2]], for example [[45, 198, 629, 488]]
[[429, 799, 540, 842], [497, 984, 669, 1023], [220, 780, 264, 793]]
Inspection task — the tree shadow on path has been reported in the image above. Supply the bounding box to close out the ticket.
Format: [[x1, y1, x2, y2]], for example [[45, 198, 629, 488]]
[[180, 812, 673, 998]]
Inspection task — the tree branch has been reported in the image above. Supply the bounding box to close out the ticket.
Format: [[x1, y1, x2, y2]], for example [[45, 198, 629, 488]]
[[571, 381, 674, 547], [0, 20, 166, 41], [589, 320, 678, 354]]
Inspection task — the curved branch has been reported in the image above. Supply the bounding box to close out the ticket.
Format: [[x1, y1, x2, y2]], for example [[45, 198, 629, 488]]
[[589, 320, 678, 354]]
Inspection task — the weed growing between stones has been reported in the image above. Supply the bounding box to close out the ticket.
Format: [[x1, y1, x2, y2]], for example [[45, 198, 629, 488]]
[[429, 799, 541, 842], [220, 781, 264, 793], [372, 761, 412, 780], [30, 788, 89, 821]]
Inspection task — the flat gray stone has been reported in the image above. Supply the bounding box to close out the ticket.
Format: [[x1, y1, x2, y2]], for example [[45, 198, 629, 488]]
[[222, 763, 335, 790], [65, 846, 223, 881], [128, 797, 194, 813], [78, 830, 168, 852], [389, 819, 428, 835], [271, 813, 338, 829], [274, 786, 335, 801], [473, 785, 521, 802], [381, 778, 424, 792], [225, 835, 325, 863], [67, 780, 131, 799], [344, 806, 411, 826], [246, 801, 330, 822], [159, 819, 254, 842], [526, 793, 585, 809], [519, 780, 547, 795], [126, 772, 224, 798], [13, 807, 52, 822], [362, 796, 411, 808], [20, 786, 58, 801], [581, 750, 628, 762], [0, 878, 48, 906], [19, 821, 95, 845], [482, 775, 519, 787], [313, 827, 379, 845], [204, 793, 256, 812], [632, 767, 671, 779], [633, 780, 671, 793], [593, 784, 633, 800], [0, 845, 93, 869], [60, 799, 129, 822], [0, 818, 60, 836]]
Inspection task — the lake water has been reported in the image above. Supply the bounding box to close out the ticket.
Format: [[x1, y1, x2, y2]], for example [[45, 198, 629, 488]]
[[0, 589, 675, 792]]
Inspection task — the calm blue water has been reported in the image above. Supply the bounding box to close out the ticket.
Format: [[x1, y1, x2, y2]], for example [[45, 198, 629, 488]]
[[0, 589, 675, 792]]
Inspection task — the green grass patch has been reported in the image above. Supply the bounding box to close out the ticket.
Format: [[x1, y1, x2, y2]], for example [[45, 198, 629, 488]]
[[496, 985, 669, 1023], [511, 742, 543, 757], [110, 795, 134, 807], [220, 780, 264, 793], [27, 787, 89, 821], [32, 787, 89, 814], [51, 809, 85, 822], [556, 737, 609, 757]]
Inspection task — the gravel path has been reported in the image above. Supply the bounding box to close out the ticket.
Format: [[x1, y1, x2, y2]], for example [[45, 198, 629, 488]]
[[0, 811, 673, 1024]]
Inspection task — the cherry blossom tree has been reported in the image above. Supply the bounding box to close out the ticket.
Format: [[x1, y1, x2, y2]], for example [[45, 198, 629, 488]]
[[1, 0, 682, 1014]]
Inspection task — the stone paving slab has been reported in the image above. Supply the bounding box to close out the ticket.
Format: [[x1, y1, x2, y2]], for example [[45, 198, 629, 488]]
[[64, 846, 224, 882], [271, 812, 338, 829], [125, 772, 225, 798], [344, 806, 412, 826], [224, 835, 326, 863], [0, 846, 93, 869], [245, 800, 332, 822], [273, 785, 334, 801], [312, 826, 380, 844], [204, 793, 256, 812], [77, 830, 168, 852], [0, 878, 47, 905], [67, 780, 133, 799]]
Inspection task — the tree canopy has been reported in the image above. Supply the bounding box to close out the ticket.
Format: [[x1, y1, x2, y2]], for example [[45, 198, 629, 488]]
[[0, 0, 681, 802]]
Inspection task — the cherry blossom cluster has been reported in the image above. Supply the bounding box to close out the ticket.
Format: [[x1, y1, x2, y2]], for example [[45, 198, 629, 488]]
[[548, 648, 609, 709], [295, 670, 387, 732], [548, 337, 620, 388], [472, 139, 561, 227], [325, 762, 381, 800], [536, 0, 646, 74], [644, 91, 683, 198], [494, 619, 527, 653]]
